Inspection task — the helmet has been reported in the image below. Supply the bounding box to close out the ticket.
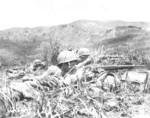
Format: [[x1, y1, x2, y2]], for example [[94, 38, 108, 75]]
[[33, 59, 43, 66], [78, 48, 90, 57], [57, 51, 79, 65]]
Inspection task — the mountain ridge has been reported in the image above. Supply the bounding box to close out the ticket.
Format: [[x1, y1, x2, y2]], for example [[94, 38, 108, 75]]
[[0, 20, 149, 66]]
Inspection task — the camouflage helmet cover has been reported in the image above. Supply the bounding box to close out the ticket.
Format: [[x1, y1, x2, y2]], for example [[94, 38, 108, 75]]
[[57, 50, 79, 65], [78, 48, 90, 57]]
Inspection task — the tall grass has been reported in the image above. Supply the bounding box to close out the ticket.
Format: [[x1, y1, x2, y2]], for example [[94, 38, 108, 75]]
[[94, 45, 150, 65]]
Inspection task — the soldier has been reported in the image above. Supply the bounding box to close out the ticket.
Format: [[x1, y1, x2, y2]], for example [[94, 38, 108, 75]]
[[32, 59, 46, 71], [7, 65, 62, 103], [57, 50, 79, 76], [26, 59, 46, 75], [76, 48, 93, 68], [38, 65, 64, 90], [77, 48, 90, 63]]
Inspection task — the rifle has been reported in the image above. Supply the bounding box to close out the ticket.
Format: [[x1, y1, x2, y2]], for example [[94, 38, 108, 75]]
[[99, 55, 124, 59], [89, 64, 146, 70]]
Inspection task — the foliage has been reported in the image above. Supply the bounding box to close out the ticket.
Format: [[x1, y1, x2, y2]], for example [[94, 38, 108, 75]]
[[95, 45, 150, 65]]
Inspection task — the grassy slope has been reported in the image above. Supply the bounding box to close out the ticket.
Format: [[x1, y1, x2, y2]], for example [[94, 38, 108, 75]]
[[0, 20, 149, 66]]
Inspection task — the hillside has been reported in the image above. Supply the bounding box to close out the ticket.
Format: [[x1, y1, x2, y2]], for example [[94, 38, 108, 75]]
[[0, 20, 150, 67]]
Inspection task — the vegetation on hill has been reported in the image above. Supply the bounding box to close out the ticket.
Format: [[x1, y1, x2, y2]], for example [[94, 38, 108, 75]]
[[0, 20, 149, 67]]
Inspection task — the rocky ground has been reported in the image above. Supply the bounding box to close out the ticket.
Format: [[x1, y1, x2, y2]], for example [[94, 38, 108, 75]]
[[1, 63, 150, 118]]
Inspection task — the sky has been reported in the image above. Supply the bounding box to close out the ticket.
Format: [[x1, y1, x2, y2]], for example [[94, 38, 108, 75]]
[[0, 0, 150, 30]]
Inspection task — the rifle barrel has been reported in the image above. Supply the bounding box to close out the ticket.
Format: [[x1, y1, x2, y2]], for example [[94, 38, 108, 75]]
[[94, 65, 146, 70]]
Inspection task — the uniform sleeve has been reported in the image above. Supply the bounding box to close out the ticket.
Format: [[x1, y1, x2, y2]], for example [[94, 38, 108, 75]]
[[63, 68, 84, 85]]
